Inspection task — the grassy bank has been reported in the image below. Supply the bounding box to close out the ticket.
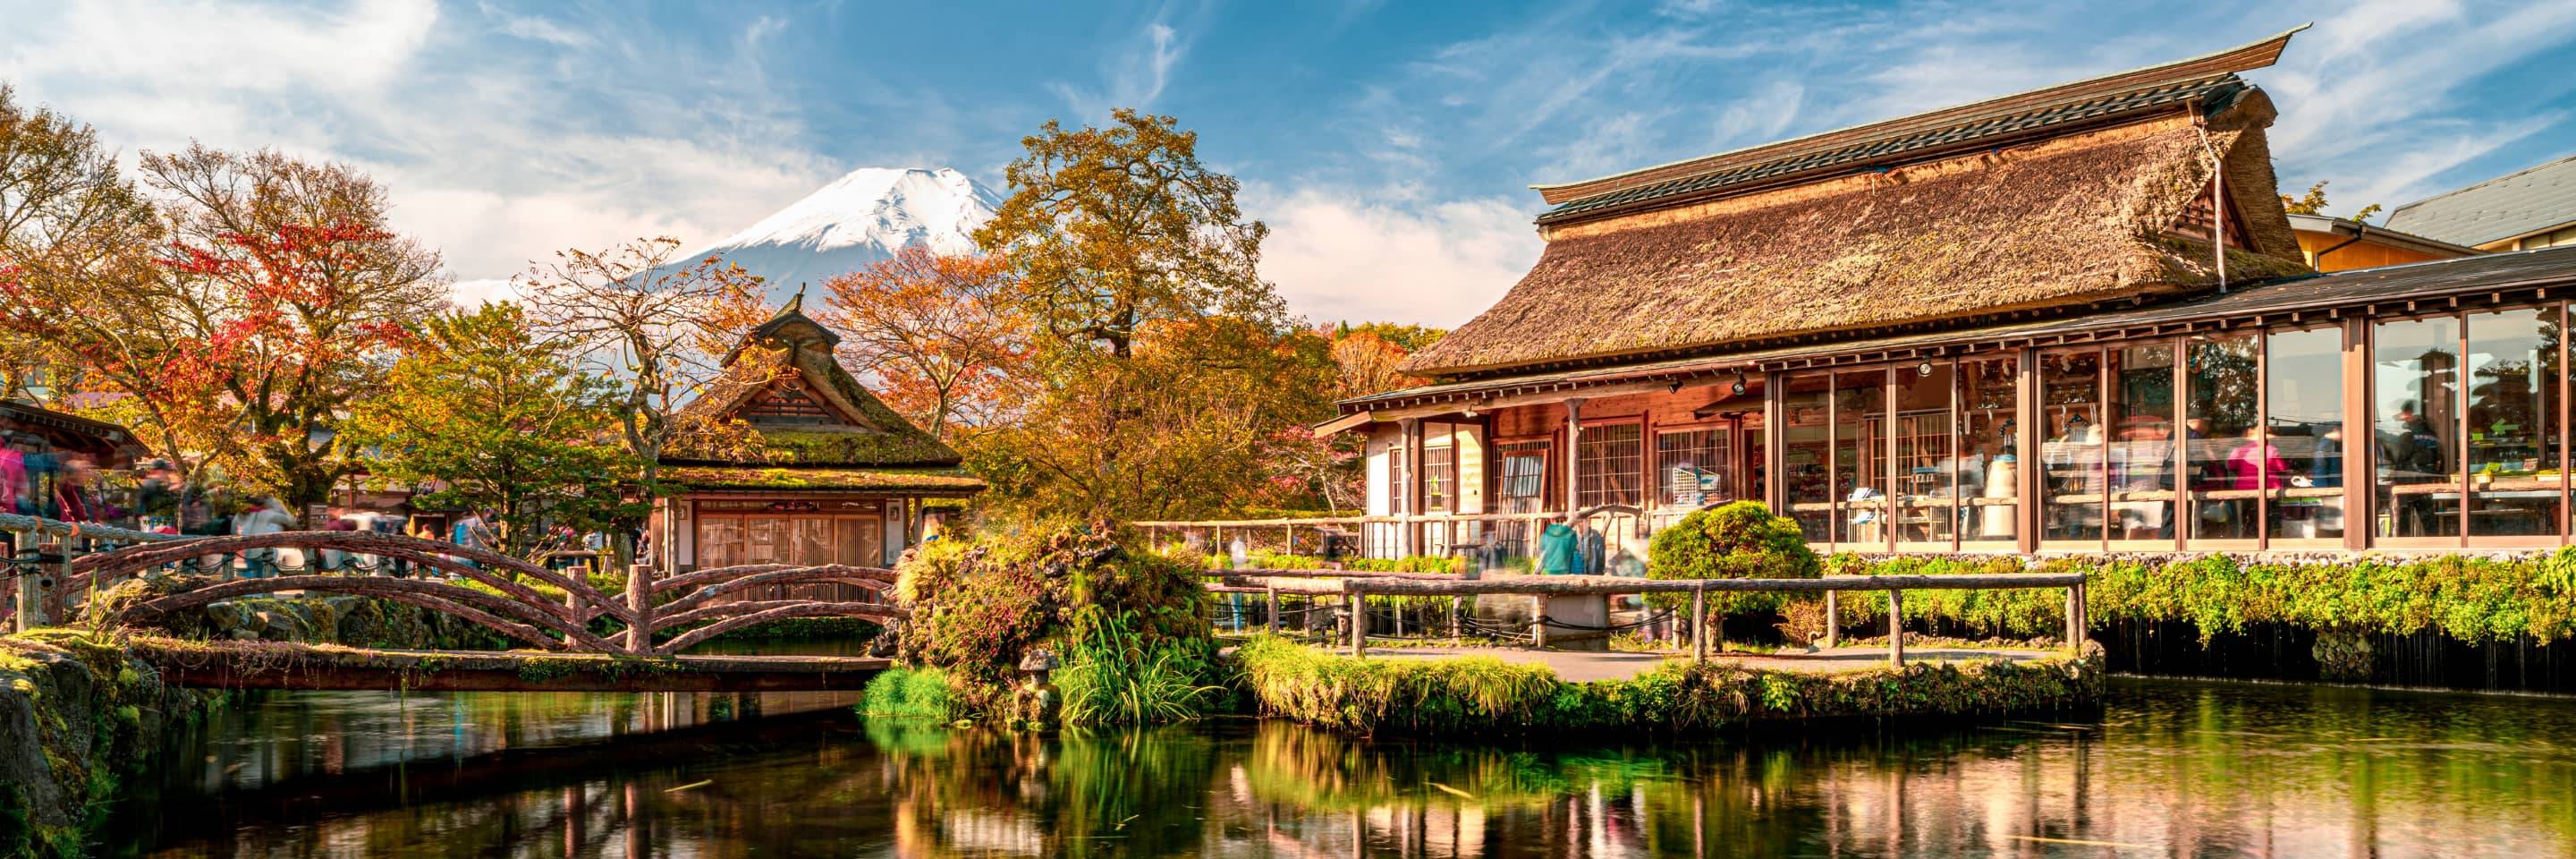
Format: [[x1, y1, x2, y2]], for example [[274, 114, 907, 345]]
[[1231, 635, 2101, 736]]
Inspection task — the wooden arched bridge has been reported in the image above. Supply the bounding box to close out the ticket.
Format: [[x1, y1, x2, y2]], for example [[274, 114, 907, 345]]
[[2, 515, 902, 692]]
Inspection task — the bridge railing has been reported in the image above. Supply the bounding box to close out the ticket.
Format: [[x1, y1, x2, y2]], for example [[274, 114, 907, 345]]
[[5, 515, 909, 655], [1207, 568, 2089, 667]]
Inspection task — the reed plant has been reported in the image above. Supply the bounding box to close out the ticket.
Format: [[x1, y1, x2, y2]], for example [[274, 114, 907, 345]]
[[1055, 613, 1222, 726], [860, 666, 958, 719]]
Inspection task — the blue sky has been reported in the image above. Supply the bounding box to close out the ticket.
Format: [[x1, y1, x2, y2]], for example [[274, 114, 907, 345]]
[[4, 0, 2573, 327]]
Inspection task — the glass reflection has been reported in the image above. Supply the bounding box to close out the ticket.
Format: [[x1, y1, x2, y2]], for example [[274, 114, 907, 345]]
[[2464, 308, 2561, 537], [2107, 343, 2177, 543], [1957, 356, 2020, 546], [2040, 349, 2104, 544], [2374, 316, 2463, 539], [1894, 362, 1953, 549], [2186, 334, 2261, 540], [1832, 370, 1886, 547], [2267, 327, 2347, 540]]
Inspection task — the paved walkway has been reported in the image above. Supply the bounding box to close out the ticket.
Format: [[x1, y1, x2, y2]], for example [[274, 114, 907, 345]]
[[1352, 645, 2067, 682]]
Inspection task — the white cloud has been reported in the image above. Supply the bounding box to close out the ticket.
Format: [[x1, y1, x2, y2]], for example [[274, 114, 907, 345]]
[[487, 7, 590, 47], [0, 0, 847, 302], [1253, 187, 1541, 328], [1049, 15, 1192, 119]]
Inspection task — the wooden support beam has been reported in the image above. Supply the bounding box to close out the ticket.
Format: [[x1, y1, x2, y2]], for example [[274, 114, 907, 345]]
[[1888, 589, 1906, 667], [2066, 580, 2088, 652], [1690, 586, 1707, 662], [1823, 590, 1839, 649], [1266, 584, 1280, 634], [1530, 594, 1546, 648], [1349, 585, 1367, 658]]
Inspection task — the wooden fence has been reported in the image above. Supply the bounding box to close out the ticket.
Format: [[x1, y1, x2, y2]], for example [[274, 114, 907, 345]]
[[1209, 569, 2088, 667]]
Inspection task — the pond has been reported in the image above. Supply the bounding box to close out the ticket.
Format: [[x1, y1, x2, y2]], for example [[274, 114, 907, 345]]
[[106, 676, 2576, 857]]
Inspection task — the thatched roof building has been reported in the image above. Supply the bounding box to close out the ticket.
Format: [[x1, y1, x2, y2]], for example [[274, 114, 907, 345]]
[[648, 298, 980, 574], [1401, 28, 2314, 378], [665, 296, 981, 495]]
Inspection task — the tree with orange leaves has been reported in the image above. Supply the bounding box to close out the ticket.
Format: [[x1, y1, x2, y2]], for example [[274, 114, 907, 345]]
[[818, 247, 1024, 439], [0, 141, 445, 506]]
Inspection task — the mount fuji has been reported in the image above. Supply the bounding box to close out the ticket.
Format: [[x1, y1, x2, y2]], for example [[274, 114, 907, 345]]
[[686, 166, 1002, 301]]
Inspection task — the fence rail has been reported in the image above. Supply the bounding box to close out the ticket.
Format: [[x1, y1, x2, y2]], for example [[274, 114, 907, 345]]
[[1208, 568, 2088, 667]]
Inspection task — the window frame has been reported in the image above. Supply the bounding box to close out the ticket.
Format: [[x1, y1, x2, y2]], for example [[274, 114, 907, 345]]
[[1576, 419, 1647, 510]]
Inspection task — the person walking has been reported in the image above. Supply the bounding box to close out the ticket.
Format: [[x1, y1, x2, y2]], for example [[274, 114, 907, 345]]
[[233, 497, 299, 577]]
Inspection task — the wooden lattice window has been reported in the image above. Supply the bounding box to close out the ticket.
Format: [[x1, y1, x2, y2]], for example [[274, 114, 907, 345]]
[[1578, 422, 1644, 508]]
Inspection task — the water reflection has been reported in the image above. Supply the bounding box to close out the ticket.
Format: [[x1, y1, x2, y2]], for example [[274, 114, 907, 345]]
[[121, 679, 2576, 857]]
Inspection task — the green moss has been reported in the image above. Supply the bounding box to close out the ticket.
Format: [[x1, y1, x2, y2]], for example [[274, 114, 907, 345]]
[[1232, 635, 2101, 736], [1818, 549, 2576, 645]]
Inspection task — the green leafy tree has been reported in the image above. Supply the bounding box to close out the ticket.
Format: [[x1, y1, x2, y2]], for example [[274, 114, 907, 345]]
[[346, 303, 640, 559], [967, 110, 1333, 521]]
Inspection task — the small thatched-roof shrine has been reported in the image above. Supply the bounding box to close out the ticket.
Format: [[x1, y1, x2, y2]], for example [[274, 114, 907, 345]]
[[650, 296, 982, 573]]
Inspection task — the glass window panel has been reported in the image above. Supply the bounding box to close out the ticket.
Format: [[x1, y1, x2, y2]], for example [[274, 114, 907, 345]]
[[2185, 334, 2260, 540], [1957, 356, 2021, 545], [2107, 343, 2178, 543], [2266, 327, 2346, 540], [1834, 370, 1887, 547], [745, 517, 785, 564], [791, 517, 835, 566], [1422, 441, 1456, 513], [1577, 422, 1644, 508], [1496, 440, 1550, 514], [2466, 308, 2560, 537], [696, 517, 742, 568], [2040, 349, 2106, 543], [1782, 374, 1834, 541], [2374, 316, 2463, 539], [1656, 429, 1724, 508], [1385, 435, 1409, 515], [1894, 363, 1954, 547]]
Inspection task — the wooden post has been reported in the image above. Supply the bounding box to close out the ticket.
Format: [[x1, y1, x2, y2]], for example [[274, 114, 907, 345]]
[[626, 561, 655, 655], [1450, 596, 1463, 645], [1530, 593, 1547, 648], [1349, 585, 1367, 658], [1823, 590, 1840, 649], [1690, 585, 1707, 662], [2065, 580, 2086, 653], [1886, 589, 1905, 667], [1266, 584, 1280, 634]]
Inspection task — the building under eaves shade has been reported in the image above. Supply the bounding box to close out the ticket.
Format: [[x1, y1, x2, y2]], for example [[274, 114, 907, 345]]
[[651, 296, 985, 573], [1328, 26, 2576, 565]]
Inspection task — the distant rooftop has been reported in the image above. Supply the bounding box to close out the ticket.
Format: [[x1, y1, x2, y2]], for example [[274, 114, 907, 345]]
[[2385, 152, 2576, 247]]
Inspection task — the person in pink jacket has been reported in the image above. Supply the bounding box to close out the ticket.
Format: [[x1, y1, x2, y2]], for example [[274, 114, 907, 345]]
[[2226, 429, 2290, 490]]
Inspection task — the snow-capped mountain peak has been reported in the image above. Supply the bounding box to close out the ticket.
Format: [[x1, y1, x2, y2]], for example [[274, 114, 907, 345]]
[[687, 166, 1002, 299]]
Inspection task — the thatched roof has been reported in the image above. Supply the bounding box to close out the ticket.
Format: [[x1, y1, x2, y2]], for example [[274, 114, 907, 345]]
[[1403, 88, 2309, 378], [668, 301, 967, 472]]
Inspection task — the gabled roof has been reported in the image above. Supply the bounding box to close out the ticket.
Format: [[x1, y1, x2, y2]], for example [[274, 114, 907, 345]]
[[671, 302, 969, 472], [2385, 152, 2576, 248], [1402, 89, 2309, 377], [1532, 26, 2306, 225]]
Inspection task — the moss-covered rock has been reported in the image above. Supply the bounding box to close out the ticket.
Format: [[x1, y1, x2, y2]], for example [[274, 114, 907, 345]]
[[0, 630, 209, 858]]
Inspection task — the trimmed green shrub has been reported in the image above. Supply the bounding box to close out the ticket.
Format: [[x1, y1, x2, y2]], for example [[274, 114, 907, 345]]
[[1645, 501, 1820, 616]]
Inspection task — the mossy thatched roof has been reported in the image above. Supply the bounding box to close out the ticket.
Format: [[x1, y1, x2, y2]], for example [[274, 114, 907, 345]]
[[1405, 79, 2312, 378], [673, 303, 967, 471]]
